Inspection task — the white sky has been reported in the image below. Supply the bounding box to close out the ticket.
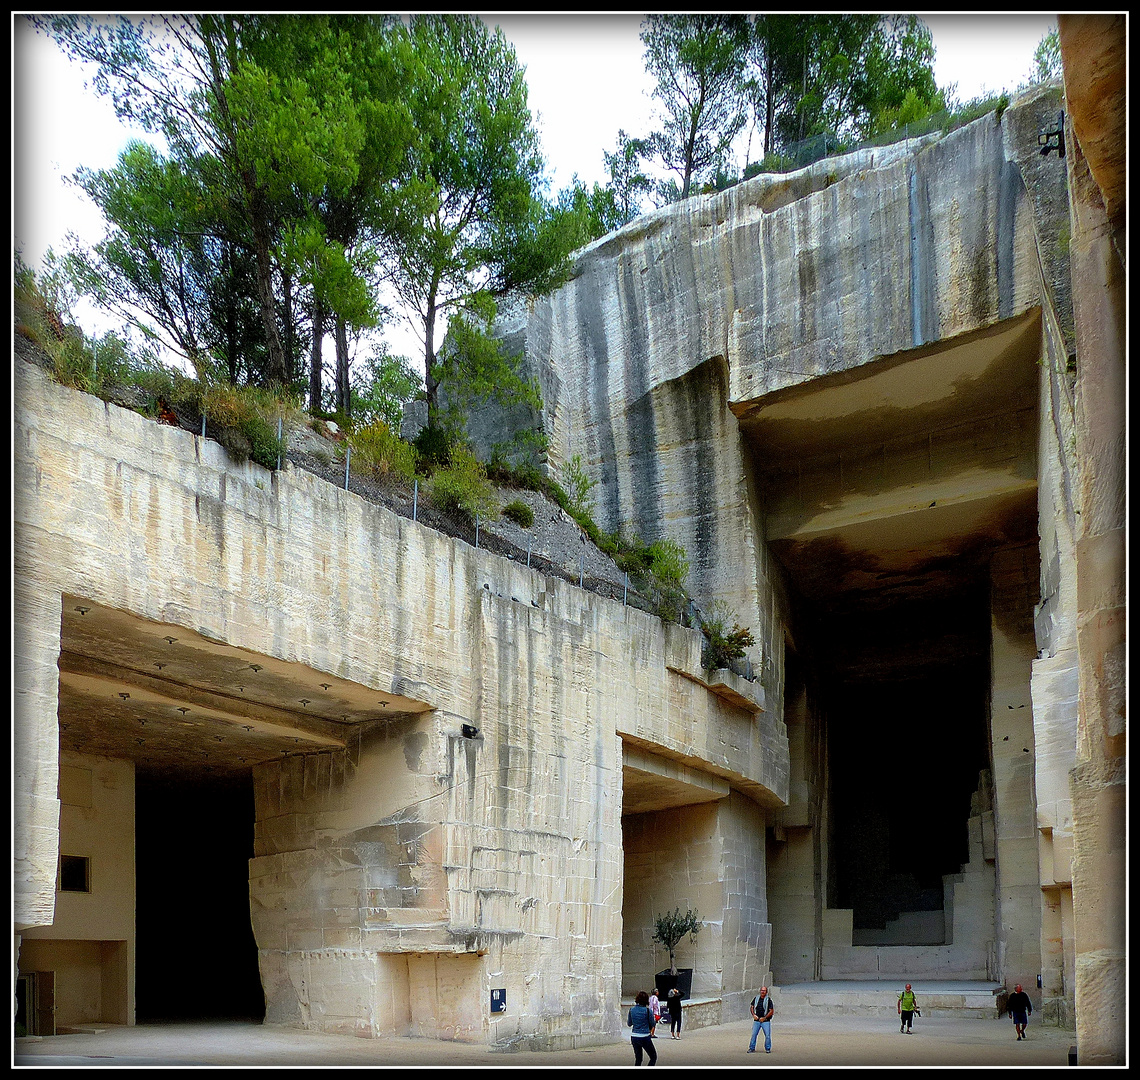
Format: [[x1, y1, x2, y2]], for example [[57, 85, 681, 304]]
[[11, 12, 1059, 369]]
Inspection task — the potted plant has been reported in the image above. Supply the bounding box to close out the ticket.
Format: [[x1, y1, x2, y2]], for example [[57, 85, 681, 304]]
[[652, 907, 702, 1000]]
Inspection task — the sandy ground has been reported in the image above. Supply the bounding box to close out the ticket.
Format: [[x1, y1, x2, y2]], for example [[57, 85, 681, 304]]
[[14, 1013, 1077, 1069]]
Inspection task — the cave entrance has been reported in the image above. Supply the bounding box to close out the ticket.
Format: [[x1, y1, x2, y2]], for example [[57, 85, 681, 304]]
[[34, 597, 399, 1026], [823, 590, 992, 946], [746, 312, 1042, 981], [134, 769, 264, 1021]]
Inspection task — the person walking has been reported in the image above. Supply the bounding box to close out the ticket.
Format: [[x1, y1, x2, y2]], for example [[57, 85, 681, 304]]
[[627, 990, 657, 1065], [666, 987, 683, 1039], [898, 983, 919, 1033], [1007, 983, 1033, 1040], [648, 988, 662, 1036], [747, 985, 774, 1053]]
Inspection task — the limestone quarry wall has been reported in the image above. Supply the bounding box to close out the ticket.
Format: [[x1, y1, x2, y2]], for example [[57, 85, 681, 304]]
[[13, 358, 787, 1048], [1057, 15, 1126, 1064], [493, 88, 1066, 714]]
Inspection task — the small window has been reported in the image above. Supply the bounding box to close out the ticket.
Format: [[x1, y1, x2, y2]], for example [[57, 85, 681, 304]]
[[59, 855, 90, 893]]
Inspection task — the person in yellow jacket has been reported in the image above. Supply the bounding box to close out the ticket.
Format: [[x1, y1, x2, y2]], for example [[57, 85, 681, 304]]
[[898, 984, 919, 1033]]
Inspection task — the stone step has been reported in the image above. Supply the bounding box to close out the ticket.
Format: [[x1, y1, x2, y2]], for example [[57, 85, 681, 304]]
[[771, 981, 1003, 1020]]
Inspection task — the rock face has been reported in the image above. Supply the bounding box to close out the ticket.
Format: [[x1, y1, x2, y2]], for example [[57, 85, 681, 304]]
[[486, 90, 1069, 691], [12, 62, 1122, 1060], [1056, 13, 1126, 1067], [13, 358, 786, 1045], [472, 79, 1118, 1049]]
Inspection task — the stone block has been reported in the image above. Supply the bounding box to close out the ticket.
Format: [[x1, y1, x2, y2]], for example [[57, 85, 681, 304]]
[[822, 908, 853, 946]]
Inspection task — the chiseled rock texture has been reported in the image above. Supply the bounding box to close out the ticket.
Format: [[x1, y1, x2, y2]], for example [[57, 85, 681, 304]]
[[1057, 13, 1126, 1066], [491, 88, 1069, 704], [13, 358, 787, 1048]]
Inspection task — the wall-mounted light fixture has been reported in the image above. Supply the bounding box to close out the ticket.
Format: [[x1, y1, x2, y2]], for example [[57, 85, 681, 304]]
[[1038, 111, 1065, 157]]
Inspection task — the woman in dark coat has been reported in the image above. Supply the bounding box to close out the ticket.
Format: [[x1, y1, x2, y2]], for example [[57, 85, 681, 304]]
[[666, 987, 683, 1038]]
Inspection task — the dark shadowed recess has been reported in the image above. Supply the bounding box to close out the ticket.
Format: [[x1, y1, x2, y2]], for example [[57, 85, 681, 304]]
[[135, 770, 265, 1022]]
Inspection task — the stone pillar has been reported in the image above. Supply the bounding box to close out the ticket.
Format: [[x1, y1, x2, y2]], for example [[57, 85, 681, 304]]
[[1030, 653, 1079, 1025], [12, 579, 63, 933], [1058, 15, 1126, 1064], [767, 675, 817, 984], [718, 790, 771, 1022], [988, 549, 1042, 997]]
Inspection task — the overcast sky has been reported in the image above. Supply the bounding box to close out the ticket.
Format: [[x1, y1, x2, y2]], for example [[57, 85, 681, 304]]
[[12, 12, 1058, 367]]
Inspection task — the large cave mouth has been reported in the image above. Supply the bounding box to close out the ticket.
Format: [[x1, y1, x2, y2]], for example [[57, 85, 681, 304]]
[[743, 313, 1041, 952], [822, 587, 992, 944]]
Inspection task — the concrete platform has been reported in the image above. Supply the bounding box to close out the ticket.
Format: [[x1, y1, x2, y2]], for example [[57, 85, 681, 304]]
[[773, 979, 1004, 1019]]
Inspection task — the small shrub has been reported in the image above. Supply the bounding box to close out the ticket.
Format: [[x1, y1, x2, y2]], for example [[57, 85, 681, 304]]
[[514, 461, 546, 491], [413, 424, 453, 470], [757, 152, 795, 175], [561, 453, 597, 518], [655, 585, 687, 623], [545, 476, 572, 513], [428, 446, 499, 522], [502, 499, 534, 528], [643, 538, 690, 622], [200, 383, 289, 470], [647, 539, 689, 589], [701, 600, 757, 672], [346, 420, 417, 483]]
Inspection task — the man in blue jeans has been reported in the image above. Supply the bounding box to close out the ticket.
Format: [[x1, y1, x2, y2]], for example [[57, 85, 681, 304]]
[[747, 986, 774, 1053]]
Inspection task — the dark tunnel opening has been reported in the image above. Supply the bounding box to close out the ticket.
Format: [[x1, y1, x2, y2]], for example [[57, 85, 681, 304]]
[[134, 770, 265, 1023], [822, 588, 992, 942]]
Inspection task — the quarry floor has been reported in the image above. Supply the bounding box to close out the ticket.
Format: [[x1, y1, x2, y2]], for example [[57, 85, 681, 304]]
[[14, 1013, 1076, 1068]]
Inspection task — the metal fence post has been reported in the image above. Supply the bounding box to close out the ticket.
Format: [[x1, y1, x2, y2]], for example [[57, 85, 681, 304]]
[[623, 572, 628, 606], [201, 414, 207, 438], [277, 416, 283, 471], [475, 514, 480, 548], [413, 478, 418, 522], [579, 551, 584, 588], [527, 533, 532, 569], [344, 447, 350, 490]]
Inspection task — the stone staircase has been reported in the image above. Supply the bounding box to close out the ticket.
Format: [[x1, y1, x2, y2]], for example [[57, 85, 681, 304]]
[[852, 908, 946, 947], [772, 981, 1003, 1020]]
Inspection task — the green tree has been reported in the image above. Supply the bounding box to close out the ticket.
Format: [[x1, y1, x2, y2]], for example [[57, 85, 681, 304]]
[[349, 345, 422, 431], [1030, 25, 1062, 84], [602, 129, 654, 224], [204, 14, 394, 389], [652, 908, 703, 976], [755, 14, 942, 152], [640, 14, 752, 199], [66, 142, 220, 378], [495, 186, 597, 295], [743, 14, 799, 161], [37, 15, 411, 394], [276, 15, 415, 414], [550, 177, 627, 246], [385, 15, 568, 419]]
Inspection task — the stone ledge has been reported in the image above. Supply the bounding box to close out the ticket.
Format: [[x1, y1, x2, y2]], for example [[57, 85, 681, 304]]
[[620, 995, 722, 1032], [667, 666, 766, 714]]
